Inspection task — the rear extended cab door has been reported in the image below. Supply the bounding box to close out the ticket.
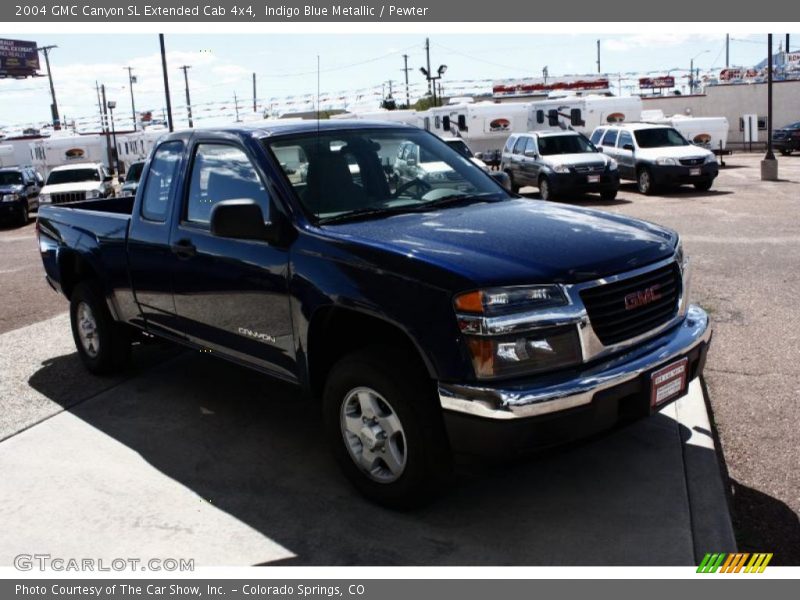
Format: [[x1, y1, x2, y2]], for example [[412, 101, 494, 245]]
[[168, 132, 297, 381]]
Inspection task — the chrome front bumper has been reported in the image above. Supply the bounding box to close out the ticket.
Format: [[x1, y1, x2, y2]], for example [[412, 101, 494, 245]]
[[439, 304, 711, 420]]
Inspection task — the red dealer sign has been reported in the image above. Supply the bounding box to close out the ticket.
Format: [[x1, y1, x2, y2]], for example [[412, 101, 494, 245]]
[[639, 76, 675, 88], [0, 38, 39, 78]]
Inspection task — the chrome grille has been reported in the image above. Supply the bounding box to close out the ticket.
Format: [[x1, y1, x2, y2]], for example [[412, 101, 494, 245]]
[[580, 262, 681, 346], [679, 157, 705, 166], [50, 191, 87, 204], [572, 163, 605, 173]]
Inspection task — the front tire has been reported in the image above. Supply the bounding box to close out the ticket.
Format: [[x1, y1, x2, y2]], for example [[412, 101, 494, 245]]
[[323, 347, 453, 508], [637, 167, 657, 195], [506, 170, 520, 194], [780, 149, 791, 156], [693, 180, 713, 191], [600, 189, 618, 201], [18, 200, 29, 226], [539, 176, 553, 201], [70, 281, 131, 375]]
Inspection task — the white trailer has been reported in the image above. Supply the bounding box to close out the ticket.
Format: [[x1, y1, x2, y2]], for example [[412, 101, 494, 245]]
[[640, 110, 729, 151], [30, 132, 111, 178], [0, 139, 35, 168], [526, 95, 643, 135]]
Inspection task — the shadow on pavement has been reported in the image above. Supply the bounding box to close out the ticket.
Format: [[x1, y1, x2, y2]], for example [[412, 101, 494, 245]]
[[26, 347, 731, 565]]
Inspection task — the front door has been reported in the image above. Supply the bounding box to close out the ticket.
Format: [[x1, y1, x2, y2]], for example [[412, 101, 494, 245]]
[[170, 139, 296, 380], [615, 130, 637, 179]]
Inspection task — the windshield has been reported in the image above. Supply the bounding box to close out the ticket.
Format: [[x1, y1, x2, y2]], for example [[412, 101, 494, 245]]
[[125, 162, 144, 183], [46, 168, 101, 185], [634, 128, 688, 148], [265, 128, 509, 223], [446, 139, 473, 158], [538, 135, 596, 155], [0, 171, 23, 186]]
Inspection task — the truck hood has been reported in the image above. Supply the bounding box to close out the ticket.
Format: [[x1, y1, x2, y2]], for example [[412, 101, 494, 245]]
[[634, 146, 713, 161], [323, 199, 676, 287], [41, 182, 103, 194]]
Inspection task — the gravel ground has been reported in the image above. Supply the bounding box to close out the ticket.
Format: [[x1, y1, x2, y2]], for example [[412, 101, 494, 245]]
[[1, 154, 797, 563], [530, 152, 800, 564]]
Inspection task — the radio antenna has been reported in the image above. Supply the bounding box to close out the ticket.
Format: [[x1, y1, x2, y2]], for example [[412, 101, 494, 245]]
[[316, 55, 321, 128]]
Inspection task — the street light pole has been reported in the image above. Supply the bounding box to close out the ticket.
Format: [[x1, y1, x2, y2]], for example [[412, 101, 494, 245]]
[[124, 66, 137, 131], [761, 34, 778, 181], [38, 45, 61, 130]]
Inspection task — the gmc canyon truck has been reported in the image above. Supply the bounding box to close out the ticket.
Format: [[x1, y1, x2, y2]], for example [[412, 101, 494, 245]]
[[37, 121, 711, 507]]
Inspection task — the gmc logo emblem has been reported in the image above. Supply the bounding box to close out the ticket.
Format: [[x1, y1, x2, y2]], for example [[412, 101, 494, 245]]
[[624, 284, 662, 310]]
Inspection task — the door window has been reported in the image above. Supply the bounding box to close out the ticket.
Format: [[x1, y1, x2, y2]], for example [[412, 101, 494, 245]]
[[601, 129, 619, 147], [590, 128, 605, 145], [513, 136, 528, 155], [185, 144, 270, 226], [618, 131, 634, 149], [524, 137, 538, 156]]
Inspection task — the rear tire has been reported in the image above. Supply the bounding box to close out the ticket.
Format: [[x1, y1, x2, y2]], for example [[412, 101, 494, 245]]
[[70, 281, 131, 375], [693, 180, 713, 192], [780, 149, 792, 156], [539, 176, 553, 201], [637, 167, 657, 195], [323, 346, 453, 509]]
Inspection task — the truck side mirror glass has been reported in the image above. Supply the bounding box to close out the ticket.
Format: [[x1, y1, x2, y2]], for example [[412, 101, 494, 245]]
[[458, 115, 467, 130], [536, 110, 544, 125], [570, 108, 584, 127], [442, 116, 450, 131], [623, 143, 634, 151], [489, 170, 511, 191], [547, 110, 559, 127], [210, 199, 274, 242]]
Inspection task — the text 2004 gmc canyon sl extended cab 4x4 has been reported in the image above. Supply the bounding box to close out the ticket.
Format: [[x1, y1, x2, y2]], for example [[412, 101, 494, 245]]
[[37, 121, 711, 507]]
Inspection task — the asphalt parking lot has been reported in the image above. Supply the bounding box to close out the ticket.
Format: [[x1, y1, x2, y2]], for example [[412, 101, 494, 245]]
[[0, 152, 797, 565]]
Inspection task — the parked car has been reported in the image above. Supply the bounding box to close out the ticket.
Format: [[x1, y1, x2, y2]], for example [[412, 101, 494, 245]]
[[0, 165, 41, 225], [120, 161, 145, 195], [39, 162, 114, 205], [442, 137, 489, 171], [773, 121, 800, 156], [37, 121, 710, 507], [500, 130, 620, 200], [590, 123, 718, 195]]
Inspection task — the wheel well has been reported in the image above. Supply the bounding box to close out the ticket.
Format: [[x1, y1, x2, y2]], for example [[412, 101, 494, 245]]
[[58, 251, 99, 300], [306, 307, 432, 399]]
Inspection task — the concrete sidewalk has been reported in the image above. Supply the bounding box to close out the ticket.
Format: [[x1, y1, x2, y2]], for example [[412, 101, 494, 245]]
[[0, 314, 735, 565]]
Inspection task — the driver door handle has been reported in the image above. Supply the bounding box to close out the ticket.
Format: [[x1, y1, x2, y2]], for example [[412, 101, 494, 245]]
[[170, 239, 197, 259]]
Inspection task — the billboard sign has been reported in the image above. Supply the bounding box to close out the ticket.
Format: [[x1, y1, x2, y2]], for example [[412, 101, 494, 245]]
[[639, 76, 675, 88], [0, 38, 39, 78], [493, 76, 610, 98]]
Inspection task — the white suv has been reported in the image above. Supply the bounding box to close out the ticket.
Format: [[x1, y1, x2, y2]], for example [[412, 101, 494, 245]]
[[589, 123, 719, 195], [39, 162, 114, 205]]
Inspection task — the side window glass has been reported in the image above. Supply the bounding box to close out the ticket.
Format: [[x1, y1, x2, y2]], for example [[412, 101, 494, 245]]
[[141, 141, 183, 222], [590, 129, 604, 145], [524, 137, 538, 156], [504, 136, 516, 153], [618, 131, 634, 148], [513, 137, 527, 155], [185, 144, 270, 226], [601, 129, 619, 147]]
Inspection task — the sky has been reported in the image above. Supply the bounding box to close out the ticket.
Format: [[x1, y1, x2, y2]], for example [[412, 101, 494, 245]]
[[0, 32, 789, 131]]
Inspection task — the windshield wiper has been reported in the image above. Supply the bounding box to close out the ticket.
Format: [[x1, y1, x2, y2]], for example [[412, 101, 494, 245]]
[[318, 194, 501, 225], [402, 193, 501, 212], [318, 205, 413, 225]]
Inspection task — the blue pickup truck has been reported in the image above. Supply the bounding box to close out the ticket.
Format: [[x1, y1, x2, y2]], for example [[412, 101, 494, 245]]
[[37, 121, 711, 507]]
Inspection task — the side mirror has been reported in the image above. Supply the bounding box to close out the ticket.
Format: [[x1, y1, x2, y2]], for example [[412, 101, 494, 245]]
[[490, 171, 511, 191], [210, 199, 277, 243], [622, 143, 634, 151], [406, 157, 417, 166], [524, 150, 538, 158], [457, 115, 467, 131], [536, 110, 544, 125], [597, 147, 604, 153], [442, 116, 451, 131], [474, 152, 484, 160], [103, 175, 113, 182], [570, 108, 584, 127], [547, 109, 559, 127]]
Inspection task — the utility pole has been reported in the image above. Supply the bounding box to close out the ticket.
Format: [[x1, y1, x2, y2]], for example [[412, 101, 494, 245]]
[[766, 34, 775, 161], [725, 34, 730, 68], [234, 91, 240, 122], [159, 34, 174, 132], [402, 54, 411, 108], [425, 38, 432, 96], [252, 72, 257, 113], [596, 39, 601, 74], [38, 45, 61, 129], [124, 66, 137, 131], [179, 65, 193, 127], [787, 34, 791, 53], [95, 81, 105, 132], [101, 84, 113, 170]]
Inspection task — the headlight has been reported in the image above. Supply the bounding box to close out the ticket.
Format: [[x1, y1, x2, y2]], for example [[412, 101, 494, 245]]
[[655, 157, 679, 166], [551, 164, 570, 174], [87, 189, 102, 199], [39, 193, 51, 203], [1, 193, 20, 202], [454, 285, 582, 379], [704, 154, 717, 164], [607, 159, 618, 171]]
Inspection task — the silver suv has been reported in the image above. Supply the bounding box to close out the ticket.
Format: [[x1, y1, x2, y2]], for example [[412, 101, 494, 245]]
[[500, 130, 620, 201], [590, 123, 718, 195]]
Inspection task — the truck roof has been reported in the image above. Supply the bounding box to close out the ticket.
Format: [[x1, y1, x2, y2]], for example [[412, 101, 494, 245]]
[[159, 119, 411, 143]]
